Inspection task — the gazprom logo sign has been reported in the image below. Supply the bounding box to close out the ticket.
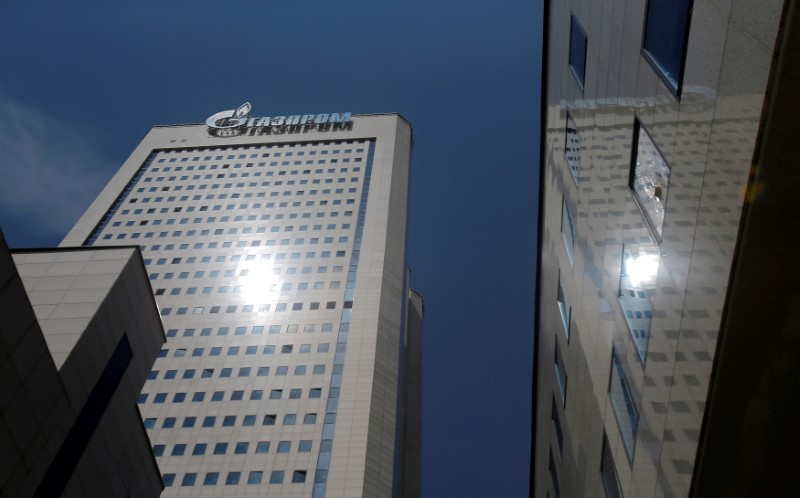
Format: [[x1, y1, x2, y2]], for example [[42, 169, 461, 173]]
[[206, 102, 352, 137]]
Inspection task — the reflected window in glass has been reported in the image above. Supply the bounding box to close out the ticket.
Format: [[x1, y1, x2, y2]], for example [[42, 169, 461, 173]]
[[565, 113, 581, 185], [630, 119, 670, 239]]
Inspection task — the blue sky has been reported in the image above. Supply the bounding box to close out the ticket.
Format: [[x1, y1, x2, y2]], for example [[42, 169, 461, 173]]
[[0, 1, 541, 495]]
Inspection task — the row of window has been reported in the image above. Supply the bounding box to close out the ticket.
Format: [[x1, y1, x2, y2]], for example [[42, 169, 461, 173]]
[[105, 220, 353, 240], [154, 439, 313, 457], [144, 412, 320, 429], [156, 146, 365, 163], [159, 138, 367, 152], [159, 301, 342, 316], [146, 364, 327, 380], [141, 234, 349, 255], [122, 189, 358, 211], [142, 170, 360, 187], [140, 387, 323, 404], [152, 263, 344, 279], [146, 166, 362, 182], [151, 269, 345, 283], [162, 469, 307, 487], [131, 176, 361, 195], [124, 203, 354, 221], [164, 326, 336, 338], [156, 281, 343, 296]]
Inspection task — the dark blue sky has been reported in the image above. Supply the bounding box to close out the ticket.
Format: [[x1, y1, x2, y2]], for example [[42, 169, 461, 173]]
[[0, 1, 541, 495]]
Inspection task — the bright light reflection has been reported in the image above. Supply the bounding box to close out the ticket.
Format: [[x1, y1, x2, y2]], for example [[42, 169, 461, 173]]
[[238, 259, 282, 306], [626, 252, 659, 288]]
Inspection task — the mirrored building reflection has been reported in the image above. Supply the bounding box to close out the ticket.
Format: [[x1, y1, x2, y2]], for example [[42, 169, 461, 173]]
[[533, 1, 800, 497]]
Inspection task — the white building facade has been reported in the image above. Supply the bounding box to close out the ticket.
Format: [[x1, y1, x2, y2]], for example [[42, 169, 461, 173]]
[[61, 110, 420, 497]]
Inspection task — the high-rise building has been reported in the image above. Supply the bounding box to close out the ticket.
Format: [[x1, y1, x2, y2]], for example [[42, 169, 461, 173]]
[[534, 1, 800, 497], [61, 109, 422, 497]]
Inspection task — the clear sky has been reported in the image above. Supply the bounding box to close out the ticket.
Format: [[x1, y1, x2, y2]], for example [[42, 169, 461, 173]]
[[0, 1, 542, 495]]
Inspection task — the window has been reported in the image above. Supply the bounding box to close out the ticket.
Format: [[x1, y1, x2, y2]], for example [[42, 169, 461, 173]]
[[225, 472, 240, 485], [203, 472, 218, 486], [284, 414, 296, 425], [277, 441, 291, 453], [248, 471, 263, 485], [270, 471, 285, 484], [214, 443, 228, 455], [235, 442, 249, 454], [601, 433, 623, 498], [619, 245, 658, 362], [642, 0, 693, 95], [298, 440, 312, 452], [192, 443, 207, 455], [181, 473, 196, 486], [549, 451, 561, 498], [630, 118, 670, 240], [551, 397, 564, 457], [554, 341, 567, 404], [569, 14, 588, 90], [565, 113, 581, 185], [609, 349, 639, 460], [292, 470, 307, 483], [557, 275, 570, 338], [303, 413, 317, 425], [256, 441, 270, 453], [561, 198, 575, 266]]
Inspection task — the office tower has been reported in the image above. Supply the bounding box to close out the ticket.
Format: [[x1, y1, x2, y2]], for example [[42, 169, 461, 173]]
[[0, 230, 163, 497], [61, 109, 421, 497], [533, 1, 800, 497]]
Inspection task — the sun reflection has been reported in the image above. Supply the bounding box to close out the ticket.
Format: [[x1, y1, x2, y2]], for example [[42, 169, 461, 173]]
[[626, 252, 659, 288], [238, 259, 282, 306]]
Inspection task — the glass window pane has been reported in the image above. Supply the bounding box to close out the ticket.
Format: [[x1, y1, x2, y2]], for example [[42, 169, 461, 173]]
[[642, 0, 692, 94], [569, 15, 588, 90], [630, 119, 671, 239], [619, 245, 659, 362], [609, 349, 639, 460]]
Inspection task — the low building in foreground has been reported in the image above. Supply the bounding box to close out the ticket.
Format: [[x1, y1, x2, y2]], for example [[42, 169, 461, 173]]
[[0, 229, 164, 497]]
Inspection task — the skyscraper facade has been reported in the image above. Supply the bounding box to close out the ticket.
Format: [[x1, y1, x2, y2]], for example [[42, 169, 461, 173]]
[[534, 1, 800, 497], [61, 109, 421, 497]]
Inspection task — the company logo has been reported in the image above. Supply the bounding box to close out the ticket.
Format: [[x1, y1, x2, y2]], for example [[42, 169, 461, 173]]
[[206, 102, 352, 137]]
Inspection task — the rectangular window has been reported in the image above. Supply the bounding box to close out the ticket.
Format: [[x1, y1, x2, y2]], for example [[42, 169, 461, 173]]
[[551, 397, 564, 457], [629, 118, 670, 240], [569, 14, 588, 90], [554, 341, 568, 404], [549, 450, 561, 498], [642, 0, 693, 95], [619, 245, 658, 362], [600, 433, 623, 498], [609, 349, 639, 460], [557, 274, 570, 338], [565, 113, 581, 185], [561, 199, 575, 266]]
